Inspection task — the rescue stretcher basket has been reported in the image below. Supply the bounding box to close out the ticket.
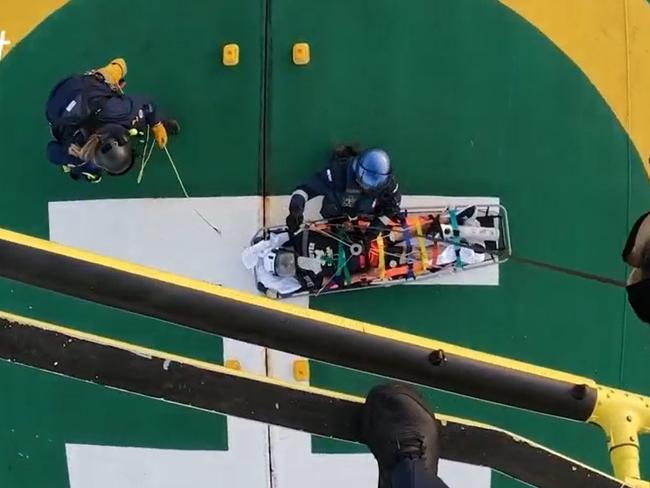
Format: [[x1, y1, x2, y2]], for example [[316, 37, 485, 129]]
[[249, 204, 511, 298]]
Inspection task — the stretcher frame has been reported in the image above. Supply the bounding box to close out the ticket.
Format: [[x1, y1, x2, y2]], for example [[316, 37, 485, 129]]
[[251, 204, 512, 298]]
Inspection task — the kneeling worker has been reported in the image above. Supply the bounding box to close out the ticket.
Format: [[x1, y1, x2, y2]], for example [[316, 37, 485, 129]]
[[286, 145, 402, 233], [45, 58, 179, 183]]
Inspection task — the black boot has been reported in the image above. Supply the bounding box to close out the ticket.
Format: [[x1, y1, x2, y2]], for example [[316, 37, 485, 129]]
[[162, 119, 181, 136], [623, 211, 650, 325], [361, 383, 443, 488], [622, 211, 650, 268]]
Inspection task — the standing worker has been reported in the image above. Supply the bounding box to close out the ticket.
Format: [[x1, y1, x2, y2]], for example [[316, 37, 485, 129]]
[[286, 145, 402, 233], [45, 58, 180, 183]]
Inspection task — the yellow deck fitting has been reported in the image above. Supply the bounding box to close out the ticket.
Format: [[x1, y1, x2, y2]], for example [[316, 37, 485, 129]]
[[292, 42, 310, 65], [588, 386, 650, 483], [224, 359, 241, 371], [292, 358, 310, 381], [222, 43, 239, 66]]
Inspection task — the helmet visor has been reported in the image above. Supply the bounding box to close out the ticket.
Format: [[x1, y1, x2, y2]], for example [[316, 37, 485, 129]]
[[356, 165, 390, 191], [93, 140, 133, 175], [275, 250, 297, 277]]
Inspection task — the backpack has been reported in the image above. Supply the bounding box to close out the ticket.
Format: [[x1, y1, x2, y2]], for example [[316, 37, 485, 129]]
[[45, 74, 116, 143]]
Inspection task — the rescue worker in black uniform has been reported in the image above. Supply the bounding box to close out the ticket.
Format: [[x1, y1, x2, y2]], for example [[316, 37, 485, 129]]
[[362, 383, 450, 488], [622, 211, 650, 325], [45, 58, 179, 183], [286, 145, 402, 234]]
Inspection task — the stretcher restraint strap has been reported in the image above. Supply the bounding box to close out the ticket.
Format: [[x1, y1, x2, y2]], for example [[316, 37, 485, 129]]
[[414, 217, 428, 273], [336, 229, 351, 286], [376, 234, 386, 279], [399, 214, 415, 280], [448, 209, 463, 269]]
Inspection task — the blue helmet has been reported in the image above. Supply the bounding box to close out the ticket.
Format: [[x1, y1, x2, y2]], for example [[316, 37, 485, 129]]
[[352, 148, 392, 191]]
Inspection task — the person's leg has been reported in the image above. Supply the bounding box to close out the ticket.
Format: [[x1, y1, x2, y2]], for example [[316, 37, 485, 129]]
[[622, 212, 650, 325], [626, 276, 650, 324], [622, 211, 650, 268], [390, 458, 450, 488], [361, 383, 449, 488]]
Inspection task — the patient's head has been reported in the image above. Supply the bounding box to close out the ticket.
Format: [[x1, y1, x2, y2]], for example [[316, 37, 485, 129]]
[[264, 249, 297, 278]]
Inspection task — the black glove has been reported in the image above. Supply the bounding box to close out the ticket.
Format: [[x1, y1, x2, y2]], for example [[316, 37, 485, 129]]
[[162, 119, 181, 136], [286, 213, 303, 234]]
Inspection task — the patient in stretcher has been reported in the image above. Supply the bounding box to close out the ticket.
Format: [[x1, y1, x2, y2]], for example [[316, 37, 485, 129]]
[[242, 206, 495, 298]]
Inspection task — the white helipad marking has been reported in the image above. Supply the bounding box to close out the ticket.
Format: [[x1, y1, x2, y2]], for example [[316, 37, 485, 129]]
[[52, 197, 270, 488], [49, 195, 495, 488], [0, 31, 11, 61], [64, 340, 270, 488], [50, 196, 261, 290]]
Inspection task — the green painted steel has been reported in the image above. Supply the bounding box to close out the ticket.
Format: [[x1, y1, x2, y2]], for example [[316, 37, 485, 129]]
[[0, 0, 265, 485], [0, 0, 649, 485], [265, 0, 650, 481]]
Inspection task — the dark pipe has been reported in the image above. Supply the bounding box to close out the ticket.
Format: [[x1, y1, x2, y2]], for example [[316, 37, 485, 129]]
[[0, 237, 597, 421]]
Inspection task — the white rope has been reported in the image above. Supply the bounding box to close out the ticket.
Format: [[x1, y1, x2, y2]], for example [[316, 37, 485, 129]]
[[163, 145, 221, 235], [136, 126, 155, 184], [163, 145, 190, 198]]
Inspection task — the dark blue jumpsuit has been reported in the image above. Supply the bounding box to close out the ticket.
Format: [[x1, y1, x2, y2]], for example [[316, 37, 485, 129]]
[[46, 74, 163, 181], [289, 154, 402, 219]]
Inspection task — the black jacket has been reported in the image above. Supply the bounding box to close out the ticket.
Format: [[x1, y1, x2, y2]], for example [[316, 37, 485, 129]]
[[289, 153, 401, 219]]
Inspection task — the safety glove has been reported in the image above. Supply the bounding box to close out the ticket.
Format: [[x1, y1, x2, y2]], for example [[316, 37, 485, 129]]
[[152, 122, 168, 148], [95, 58, 127, 91]]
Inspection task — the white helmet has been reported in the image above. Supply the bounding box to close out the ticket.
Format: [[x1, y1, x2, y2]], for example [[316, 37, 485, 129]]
[[263, 249, 297, 277]]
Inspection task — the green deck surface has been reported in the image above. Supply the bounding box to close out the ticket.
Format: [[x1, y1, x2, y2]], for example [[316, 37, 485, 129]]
[[0, 0, 648, 485]]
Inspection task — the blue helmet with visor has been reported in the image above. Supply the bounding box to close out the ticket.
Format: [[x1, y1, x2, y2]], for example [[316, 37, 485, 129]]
[[352, 148, 391, 191]]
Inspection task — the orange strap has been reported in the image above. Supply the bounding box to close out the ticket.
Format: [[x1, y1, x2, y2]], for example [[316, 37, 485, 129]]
[[376, 235, 386, 279]]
